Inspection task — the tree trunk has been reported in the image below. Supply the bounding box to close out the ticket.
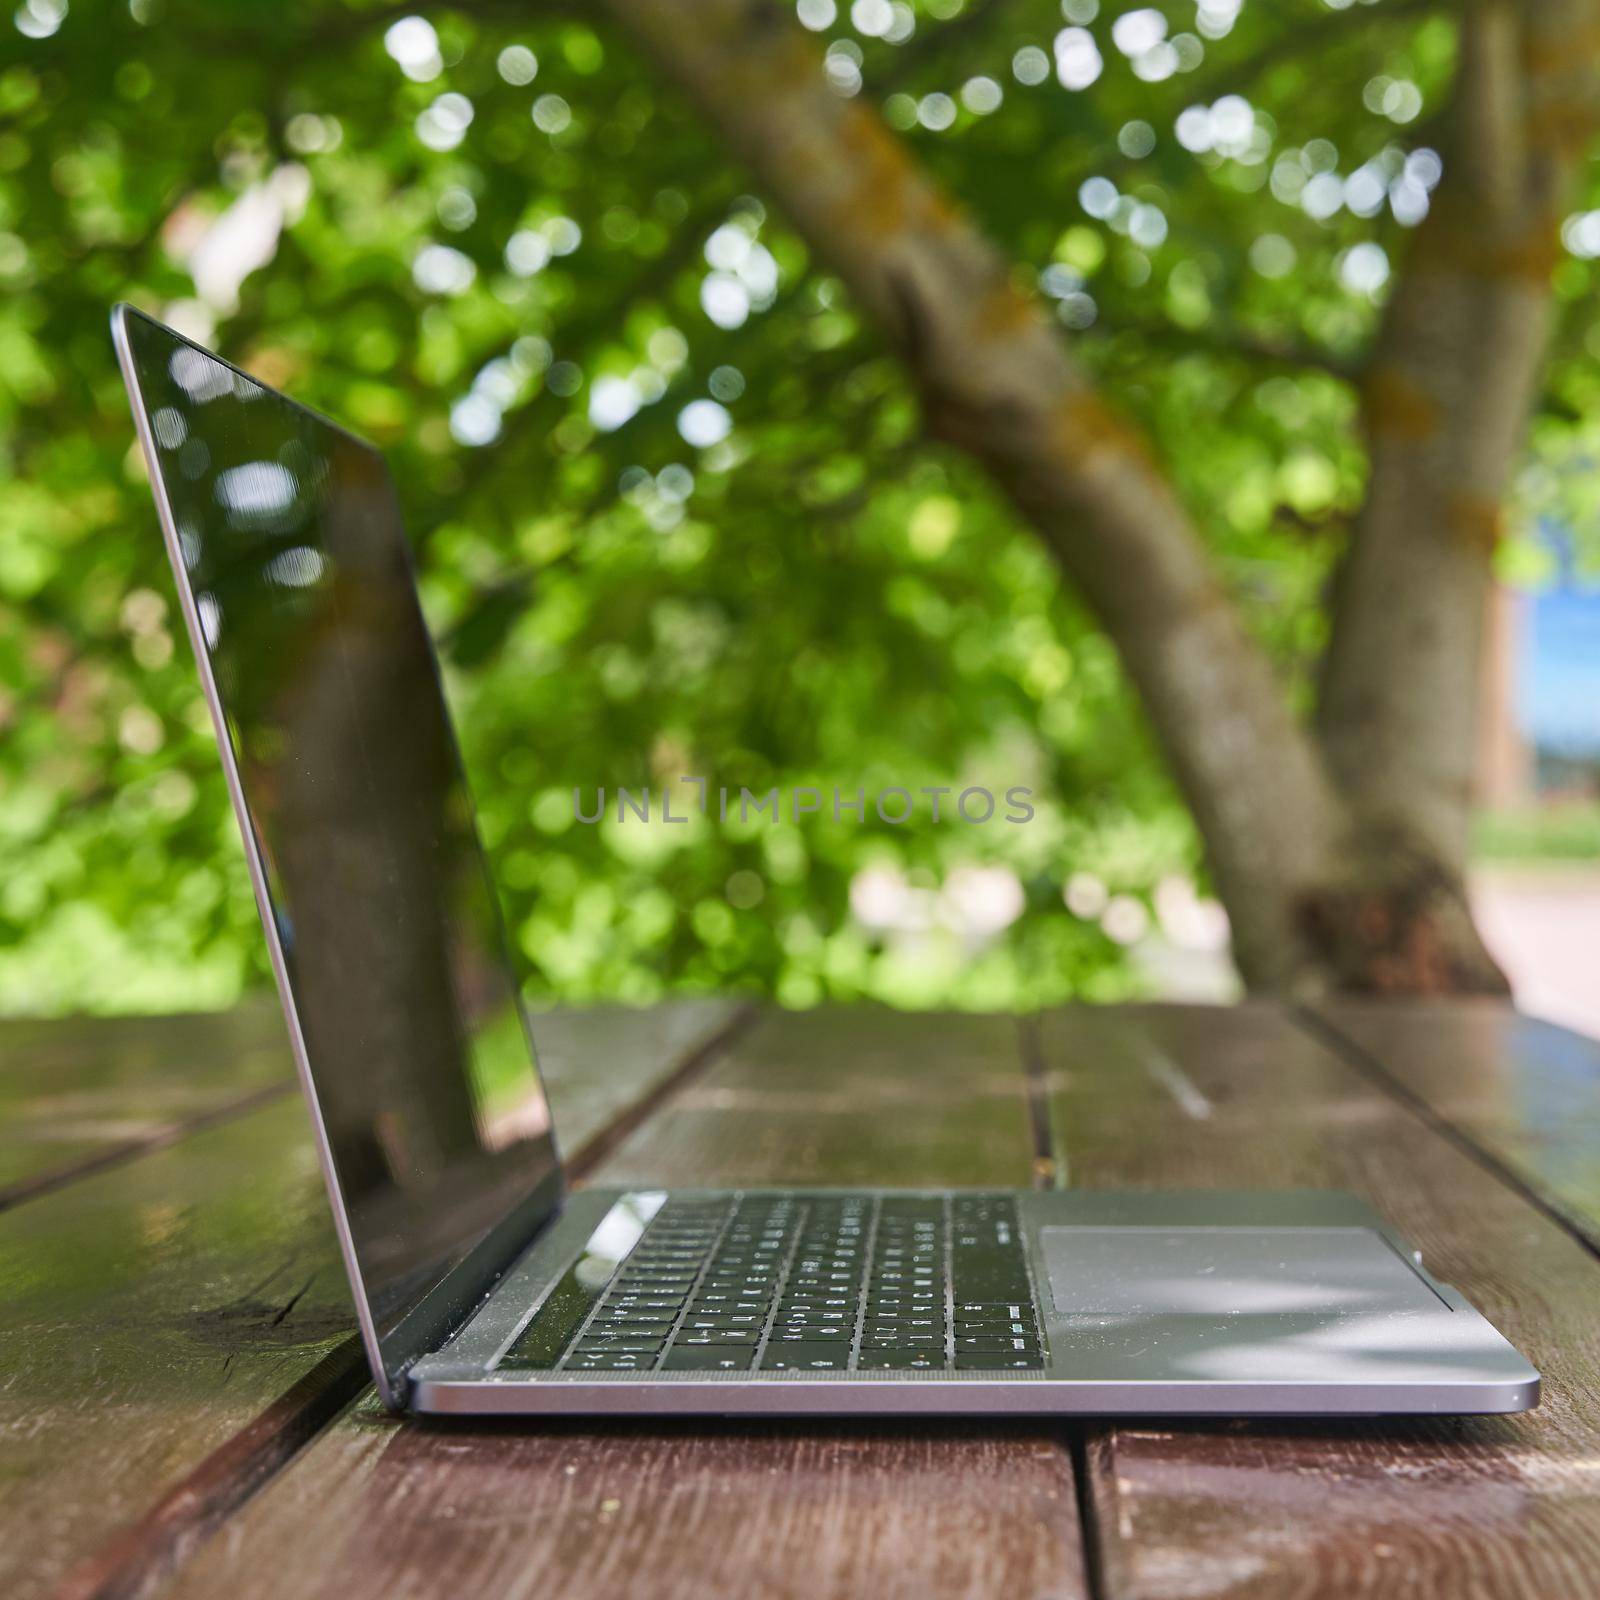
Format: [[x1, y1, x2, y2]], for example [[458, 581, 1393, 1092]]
[[599, 0, 1598, 995], [600, 0, 1352, 989], [1314, 1, 1600, 993]]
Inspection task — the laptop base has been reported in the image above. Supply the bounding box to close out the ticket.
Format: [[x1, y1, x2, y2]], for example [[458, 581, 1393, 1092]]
[[406, 1188, 1539, 1417]]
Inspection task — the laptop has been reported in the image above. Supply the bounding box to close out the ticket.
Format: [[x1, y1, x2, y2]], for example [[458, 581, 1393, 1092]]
[[113, 304, 1539, 1417]]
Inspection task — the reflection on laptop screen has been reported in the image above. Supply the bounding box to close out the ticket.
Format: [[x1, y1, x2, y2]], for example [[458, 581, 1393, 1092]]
[[119, 309, 558, 1340]]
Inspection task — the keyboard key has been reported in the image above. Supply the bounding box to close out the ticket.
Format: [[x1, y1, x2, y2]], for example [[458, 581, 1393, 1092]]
[[955, 1352, 1044, 1370], [566, 1351, 653, 1371], [858, 1349, 942, 1369], [589, 1318, 675, 1338], [759, 1343, 850, 1371], [660, 1347, 754, 1372]]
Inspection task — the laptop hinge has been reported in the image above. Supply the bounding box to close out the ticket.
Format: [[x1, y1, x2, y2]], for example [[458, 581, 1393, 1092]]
[[380, 1166, 567, 1392]]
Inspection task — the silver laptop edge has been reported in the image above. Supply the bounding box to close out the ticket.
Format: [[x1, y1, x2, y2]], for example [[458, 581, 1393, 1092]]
[[113, 303, 560, 1409], [115, 305, 1540, 1418]]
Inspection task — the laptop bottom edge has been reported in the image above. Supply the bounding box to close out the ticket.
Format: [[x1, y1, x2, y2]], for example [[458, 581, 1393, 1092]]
[[409, 1373, 1540, 1418]]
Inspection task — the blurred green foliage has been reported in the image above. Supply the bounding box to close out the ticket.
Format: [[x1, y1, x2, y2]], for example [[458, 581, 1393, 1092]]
[[2, 0, 1597, 1015]]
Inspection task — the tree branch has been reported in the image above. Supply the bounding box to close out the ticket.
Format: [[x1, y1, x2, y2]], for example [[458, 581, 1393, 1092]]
[[873, 0, 1022, 92], [598, 0, 1351, 986], [1085, 311, 1365, 383], [1182, 0, 1455, 110]]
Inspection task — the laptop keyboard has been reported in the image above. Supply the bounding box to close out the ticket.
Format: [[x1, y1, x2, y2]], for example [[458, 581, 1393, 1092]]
[[499, 1192, 1047, 1376]]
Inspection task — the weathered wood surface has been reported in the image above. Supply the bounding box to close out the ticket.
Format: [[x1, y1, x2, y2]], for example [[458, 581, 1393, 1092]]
[[153, 1007, 1090, 1600], [596, 1004, 1037, 1189], [14, 997, 1600, 1600], [0, 1001, 742, 1600], [527, 997, 751, 1162], [1312, 997, 1600, 1248], [1038, 1003, 1600, 1599], [0, 1003, 292, 1209]]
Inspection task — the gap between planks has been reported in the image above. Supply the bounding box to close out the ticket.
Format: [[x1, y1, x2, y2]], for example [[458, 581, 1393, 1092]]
[[1020, 1011, 1104, 1600], [1294, 1004, 1600, 1273], [49, 1002, 762, 1600], [1018, 1012, 1067, 1192], [0, 1080, 296, 1218]]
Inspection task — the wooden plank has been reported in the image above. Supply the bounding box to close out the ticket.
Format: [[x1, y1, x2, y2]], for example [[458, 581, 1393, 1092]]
[[595, 1004, 1038, 1188], [1, 1001, 741, 1600], [0, 1003, 292, 1209], [1034, 1002, 1600, 1600], [150, 1007, 1089, 1600], [0, 997, 743, 1214], [1310, 998, 1600, 1248], [2, 1094, 363, 1600], [529, 997, 754, 1172]]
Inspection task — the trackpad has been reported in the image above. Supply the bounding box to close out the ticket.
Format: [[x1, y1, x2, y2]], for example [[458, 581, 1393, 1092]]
[[1040, 1226, 1445, 1316]]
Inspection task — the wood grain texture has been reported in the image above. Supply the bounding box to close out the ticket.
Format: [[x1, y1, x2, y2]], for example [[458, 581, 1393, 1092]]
[[151, 1007, 1090, 1600], [3, 1000, 741, 1600], [1311, 998, 1600, 1247], [0, 1003, 292, 1208], [3, 1094, 359, 1600], [595, 1004, 1038, 1189], [531, 997, 754, 1172], [1037, 1002, 1600, 1600]]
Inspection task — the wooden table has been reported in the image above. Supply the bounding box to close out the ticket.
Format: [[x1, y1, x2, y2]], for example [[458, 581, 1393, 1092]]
[[6, 998, 1600, 1599]]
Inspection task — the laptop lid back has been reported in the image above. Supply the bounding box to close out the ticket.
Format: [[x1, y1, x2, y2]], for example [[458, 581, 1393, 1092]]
[[113, 305, 562, 1403]]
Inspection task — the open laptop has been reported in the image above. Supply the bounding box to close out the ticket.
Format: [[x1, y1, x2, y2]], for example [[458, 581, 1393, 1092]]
[[113, 304, 1539, 1417]]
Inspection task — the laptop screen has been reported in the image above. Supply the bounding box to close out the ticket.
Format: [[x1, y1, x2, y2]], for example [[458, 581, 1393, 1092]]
[[115, 307, 560, 1364]]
